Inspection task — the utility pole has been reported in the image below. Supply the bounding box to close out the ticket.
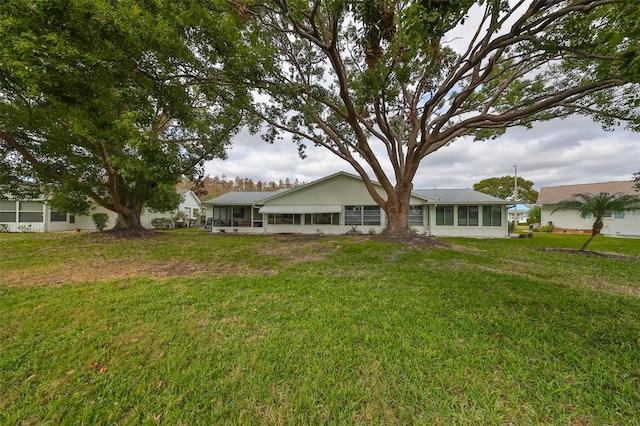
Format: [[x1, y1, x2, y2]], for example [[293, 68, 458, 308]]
[[513, 164, 518, 231]]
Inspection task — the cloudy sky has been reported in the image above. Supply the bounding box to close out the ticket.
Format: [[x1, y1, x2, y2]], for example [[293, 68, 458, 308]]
[[204, 116, 639, 191]]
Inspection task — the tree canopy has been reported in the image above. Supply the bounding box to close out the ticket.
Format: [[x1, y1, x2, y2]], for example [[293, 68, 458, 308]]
[[0, 0, 246, 232], [222, 0, 640, 235], [473, 176, 538, 203], [551, 192, 640, 250]]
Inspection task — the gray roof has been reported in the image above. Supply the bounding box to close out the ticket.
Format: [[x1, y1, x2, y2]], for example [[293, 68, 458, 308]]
[[203, 189, 288, 205], [413, 189, 508, 204]]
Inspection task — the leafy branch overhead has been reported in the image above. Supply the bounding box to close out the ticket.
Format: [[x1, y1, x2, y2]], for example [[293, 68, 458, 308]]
[[0, 0, 248, 232], [224, 0, 640, 235]]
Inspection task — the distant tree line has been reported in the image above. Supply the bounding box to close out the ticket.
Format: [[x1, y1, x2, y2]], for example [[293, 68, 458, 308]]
[[178, 175, 303, 199]]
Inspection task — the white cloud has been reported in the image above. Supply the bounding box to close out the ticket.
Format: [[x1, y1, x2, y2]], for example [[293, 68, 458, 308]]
[[205, 116, 639, 191]]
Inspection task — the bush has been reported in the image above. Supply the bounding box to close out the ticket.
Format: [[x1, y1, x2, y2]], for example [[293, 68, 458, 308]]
[[151, 217, 172, 230], [345, 225, 362, 235], [91, 213, 110, 231]]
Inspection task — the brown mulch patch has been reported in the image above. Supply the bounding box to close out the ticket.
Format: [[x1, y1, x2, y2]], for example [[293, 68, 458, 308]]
[[371, 233, 455, 249], [535, 247, 632, 260]]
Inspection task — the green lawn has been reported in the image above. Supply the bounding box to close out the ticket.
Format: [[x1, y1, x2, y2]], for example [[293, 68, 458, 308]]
[[1, 230, 639, 425]]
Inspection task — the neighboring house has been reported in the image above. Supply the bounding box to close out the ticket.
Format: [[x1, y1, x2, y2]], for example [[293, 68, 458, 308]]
[[537, 181, 640, 237], [202, 172, 510, 237], [507, 204, 531, 224], [0, 189, 202, 232], [176, 189, 204, 224]]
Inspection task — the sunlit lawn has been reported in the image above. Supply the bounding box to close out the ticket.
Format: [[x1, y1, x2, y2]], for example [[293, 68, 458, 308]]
[[1, 230, 639, 424]]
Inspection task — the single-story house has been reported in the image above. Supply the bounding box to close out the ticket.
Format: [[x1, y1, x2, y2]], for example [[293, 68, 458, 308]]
[[537, 180, 640, 237], [0, 189, 202, 232], [202, 172, 510, 237], [507, 204, 531, 224]]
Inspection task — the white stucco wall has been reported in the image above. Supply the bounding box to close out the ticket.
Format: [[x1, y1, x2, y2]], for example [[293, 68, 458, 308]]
[[542, 206, 640, 237]]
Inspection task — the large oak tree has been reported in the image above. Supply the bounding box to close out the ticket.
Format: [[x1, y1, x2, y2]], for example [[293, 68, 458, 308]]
[[0, 0, 246, 233], [224, 0, 640, 235]]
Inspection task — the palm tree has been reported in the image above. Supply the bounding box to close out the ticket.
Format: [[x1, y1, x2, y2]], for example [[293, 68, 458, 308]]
[[552, 192, 640, 251]]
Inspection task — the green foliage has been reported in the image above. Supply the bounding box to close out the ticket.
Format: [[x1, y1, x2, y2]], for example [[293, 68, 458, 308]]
[[90, 213, 109, 231], [146, 185, 183, 214], [534, 223, 555, 233], [150, 218, 172, 230], [473, 176, 538, 203], [526, 205, 541, 224], [0, 0, 245, 232], [172, 210, 189, 228]]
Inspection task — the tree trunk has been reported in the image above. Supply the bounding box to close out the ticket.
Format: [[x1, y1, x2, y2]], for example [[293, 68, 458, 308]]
[[111, 198, 146, 234], [380, 181, 413, 236], [580, 218, 603, 251]]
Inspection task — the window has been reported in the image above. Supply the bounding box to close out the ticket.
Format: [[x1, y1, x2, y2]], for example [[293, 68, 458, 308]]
[[614, 211, 625, 219], [50, 211, 67, 222], [345, 206, 362, 225], [304, 213, 339, 225], [482, 206, 502, 226], [435, 205, 454, 226], [363, 206, 380, 225], [345, 205, 381, 226], [269, 214, 301, 225], [408, 206, 423, 226], [458, 206, 479, 226], [0, 200, 17, 222], [19, 201, 44, 222]]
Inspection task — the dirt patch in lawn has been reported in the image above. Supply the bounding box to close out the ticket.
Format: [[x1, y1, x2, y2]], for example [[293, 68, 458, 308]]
[[5, 259, 254, 287], [534, 247, 633, 260]]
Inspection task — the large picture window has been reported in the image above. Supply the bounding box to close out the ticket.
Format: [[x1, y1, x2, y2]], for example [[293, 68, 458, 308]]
[[304, 213, 339, 225], [458, 206, 478, 226], [19, 201, 44, 222], [482, 206, 502, 226], [345, 206, 381, 226], [435, 205, 454, 226], [269, 214, 301, 225]]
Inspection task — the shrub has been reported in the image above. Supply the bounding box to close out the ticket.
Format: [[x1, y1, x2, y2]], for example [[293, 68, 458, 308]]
[[91, 213, 110, 231], [151, 217, 172, 230], [173, 211, 189, 228], [345, 225, 362, 235]]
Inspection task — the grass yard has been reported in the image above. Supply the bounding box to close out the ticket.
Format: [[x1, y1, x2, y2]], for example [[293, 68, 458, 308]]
[[1, 230, 639, 425]]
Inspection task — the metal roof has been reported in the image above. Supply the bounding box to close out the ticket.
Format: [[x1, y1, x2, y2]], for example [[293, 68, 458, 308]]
[[203, 189, 288, 205], [413, 189, 508, 204]]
